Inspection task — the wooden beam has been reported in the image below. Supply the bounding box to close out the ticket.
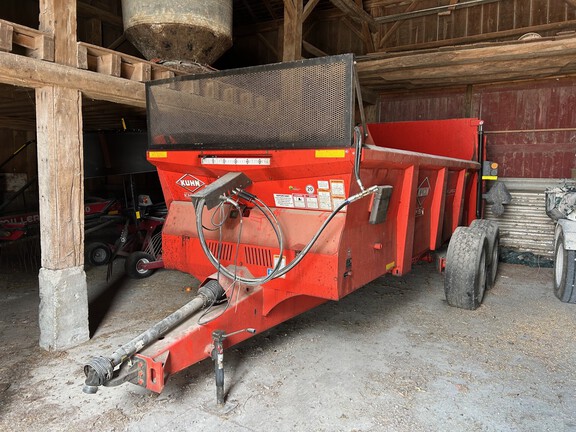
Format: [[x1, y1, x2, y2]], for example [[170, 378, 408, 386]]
[[0, 21, 13, 53], [283, 0, 303, 61], [357, 36, 576, 90], [378, 1, 419, 48], [330, 0, 377, 31], [303, 0, 322, 21], [257, 33, 279, 58], [37, 0, 89, 350], [40, 0, 77, 67], [76, 42, 180, 82], [0, 51, 146, 107], [0, 19, 55, 61], [303, 40, 328, 57], [374, 19, 576, 53], [438, 0, 460, 16], [35, 86, 84, 269], [374, 0, 500, 24]]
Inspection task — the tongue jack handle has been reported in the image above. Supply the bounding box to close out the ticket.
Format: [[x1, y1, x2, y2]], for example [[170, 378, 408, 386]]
[[211, 328, 256, 405]]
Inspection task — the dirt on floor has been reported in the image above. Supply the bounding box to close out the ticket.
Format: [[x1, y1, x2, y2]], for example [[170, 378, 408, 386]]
[[0, 260, 575, 432]]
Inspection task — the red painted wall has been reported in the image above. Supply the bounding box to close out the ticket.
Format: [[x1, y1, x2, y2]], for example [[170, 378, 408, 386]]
[[379, 78, 576, 178]]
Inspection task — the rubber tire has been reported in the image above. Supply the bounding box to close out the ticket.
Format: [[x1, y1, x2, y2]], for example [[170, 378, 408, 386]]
[[125, 251, 156, 279], [470, 219, 500, 289], [85, 242, 112, 266], [553, 229, 576, 303], [444, 226, 488, 310]]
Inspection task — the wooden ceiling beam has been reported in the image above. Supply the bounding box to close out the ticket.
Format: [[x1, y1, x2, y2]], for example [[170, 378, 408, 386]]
[[357, 36, 576, 90], [303, 40, 328, 57], [374, 0, 500, 24], [0, 51, 145, 107], [329, 0, 377, 31], [378, 0, 419, 48], [373, 20, 576, 53], [303, 0, 322, 21]]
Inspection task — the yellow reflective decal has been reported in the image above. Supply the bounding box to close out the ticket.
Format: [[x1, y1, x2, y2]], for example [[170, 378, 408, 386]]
[[148, 151, 168, 158], [315, 149, 346, 158]]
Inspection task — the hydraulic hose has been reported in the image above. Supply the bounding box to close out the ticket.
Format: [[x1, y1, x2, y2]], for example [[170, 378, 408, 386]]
[[195, 196, 284, 286], [195, 185, 378, 285]]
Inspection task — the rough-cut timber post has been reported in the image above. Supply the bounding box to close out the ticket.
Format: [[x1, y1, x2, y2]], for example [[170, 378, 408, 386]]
[[283, 0, 303, 61], [36, 0, 89, 350]]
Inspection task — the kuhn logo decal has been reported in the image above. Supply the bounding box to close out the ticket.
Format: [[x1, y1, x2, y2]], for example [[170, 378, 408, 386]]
[[176, 174, 205, 193]]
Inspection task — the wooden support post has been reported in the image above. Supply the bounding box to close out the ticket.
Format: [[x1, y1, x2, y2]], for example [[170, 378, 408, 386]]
[[37, 0, 89, 350], [36, 85, 88, 350], [0, 21, 13, 52], [283, 0, 303, 61]]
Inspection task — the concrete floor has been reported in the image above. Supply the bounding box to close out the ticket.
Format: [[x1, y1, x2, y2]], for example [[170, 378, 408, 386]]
[[0, 260, 575, 432]]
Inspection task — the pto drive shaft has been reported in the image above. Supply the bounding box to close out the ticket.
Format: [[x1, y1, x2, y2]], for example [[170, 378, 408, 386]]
[[83, 280, 224, 394]]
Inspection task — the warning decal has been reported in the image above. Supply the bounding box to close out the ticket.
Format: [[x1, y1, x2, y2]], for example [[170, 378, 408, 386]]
[[274, 194, 295, 208]]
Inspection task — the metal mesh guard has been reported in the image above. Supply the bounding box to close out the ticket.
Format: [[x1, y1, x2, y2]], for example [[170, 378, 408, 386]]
[[147, 54, 354, 150]]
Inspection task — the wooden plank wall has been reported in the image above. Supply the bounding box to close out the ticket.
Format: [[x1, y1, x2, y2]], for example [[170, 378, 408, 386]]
[[366, 0, 576, 51], [378, 77, 576, 179]]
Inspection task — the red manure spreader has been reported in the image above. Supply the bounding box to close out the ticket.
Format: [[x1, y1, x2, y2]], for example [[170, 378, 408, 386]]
[[84, 55, 500, 403]]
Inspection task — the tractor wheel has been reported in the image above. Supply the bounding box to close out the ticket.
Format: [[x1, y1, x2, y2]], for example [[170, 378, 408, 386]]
[[444, 226, 488, 310], [85, 242, 112, 266], [470, 219, 500, 289], [553, 228, 576, 303], [125, 251, 156, 279]]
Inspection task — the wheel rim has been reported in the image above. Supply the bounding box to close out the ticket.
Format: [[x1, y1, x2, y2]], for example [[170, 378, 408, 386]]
[[136, 258, 151, 274], [92, 248, 108, 264], [555, 242, 565, 288]]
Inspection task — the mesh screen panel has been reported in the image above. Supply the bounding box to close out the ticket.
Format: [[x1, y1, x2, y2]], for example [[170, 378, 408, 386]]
[[147, 54, 354, 150]]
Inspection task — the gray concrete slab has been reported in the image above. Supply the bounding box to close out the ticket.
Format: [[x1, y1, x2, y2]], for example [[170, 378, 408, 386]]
[[0, 261, 574, 431]]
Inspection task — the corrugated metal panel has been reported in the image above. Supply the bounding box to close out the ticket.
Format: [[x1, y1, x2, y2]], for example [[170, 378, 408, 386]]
[[485, 178, 576, 257]]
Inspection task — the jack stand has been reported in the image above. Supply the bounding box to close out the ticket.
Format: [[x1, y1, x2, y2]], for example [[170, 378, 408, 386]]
[[211, 328, 256, 406]]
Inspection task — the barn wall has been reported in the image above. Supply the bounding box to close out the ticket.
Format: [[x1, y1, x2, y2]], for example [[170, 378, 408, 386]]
[[378, 78, 576, 179]]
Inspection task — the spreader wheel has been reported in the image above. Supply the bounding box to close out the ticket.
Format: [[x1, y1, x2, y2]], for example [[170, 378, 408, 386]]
[[553, 228, 576, 303], [444, 226, 488, 310], [85, 242, 112, 266], [125, 251, 156, 279], [470, 219, 500, 289]]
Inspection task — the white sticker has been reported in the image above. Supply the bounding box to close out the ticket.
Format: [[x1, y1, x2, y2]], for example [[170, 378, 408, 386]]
[[305, 196, 319, 209], [274, 194, 295, 208], [267, 255, 287, 279], [330, 180, 346, 197], [293, 195, 306, 208], [332, 197, 346, 209], [305, 184, 315, 194], [318, 180, 329, 190], [318, 191, 332, 210]]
